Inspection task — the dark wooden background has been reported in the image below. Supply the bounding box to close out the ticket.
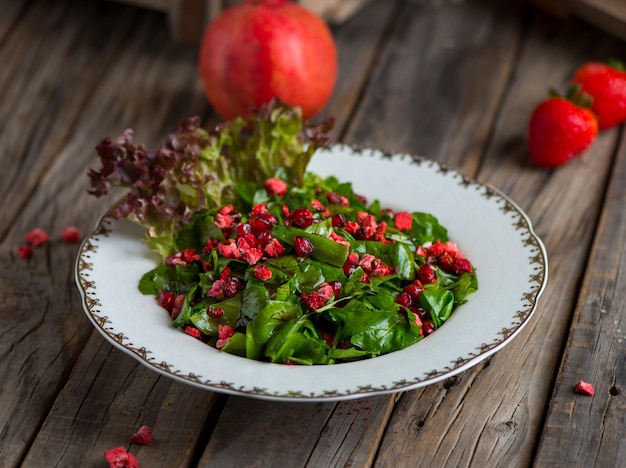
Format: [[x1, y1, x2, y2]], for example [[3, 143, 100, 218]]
[[0, 0, 624, 466]]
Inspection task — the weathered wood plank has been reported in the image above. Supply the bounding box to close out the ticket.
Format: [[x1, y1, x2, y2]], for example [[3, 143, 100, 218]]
[[343, 0, 525, 174], [534, 128, 626, 465], [372, 7, 625, 467], [21, 332, 223, 467], [0, 1, 210, 466]]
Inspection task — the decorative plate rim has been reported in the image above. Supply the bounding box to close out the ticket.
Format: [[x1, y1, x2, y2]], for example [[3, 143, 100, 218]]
[[75, 145, 548, 401]]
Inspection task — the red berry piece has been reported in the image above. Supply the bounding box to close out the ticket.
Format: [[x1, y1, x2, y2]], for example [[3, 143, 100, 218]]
[[331, 213, 346, 227], [185, 326, 203, 339], [157, 290, 175, 312], [293, 236, 314, 257], [18, 245, 33, 259], [396, 291, 412, 308], [131, 425, 154, 445], [574, 380, 595, 396], [422, 321, 435, 336], [285, 208, 315, 229], [418, 263, 437, 284], [394, 211, 412, 231], [25, 228, 50, 247], [104, 446, 138, 468], [61, 226, 81, 243], [264, 177, 288, 196]]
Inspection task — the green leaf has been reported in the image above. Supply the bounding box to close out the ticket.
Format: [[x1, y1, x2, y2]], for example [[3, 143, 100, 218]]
[[419, 287, 455, 327]]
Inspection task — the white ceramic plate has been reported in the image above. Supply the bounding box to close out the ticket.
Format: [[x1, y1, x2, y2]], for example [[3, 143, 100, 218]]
[[76, 145, 548, 402]]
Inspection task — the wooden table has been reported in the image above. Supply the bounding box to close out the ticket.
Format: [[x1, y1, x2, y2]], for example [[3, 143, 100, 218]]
[[1, 0, 624, 466]]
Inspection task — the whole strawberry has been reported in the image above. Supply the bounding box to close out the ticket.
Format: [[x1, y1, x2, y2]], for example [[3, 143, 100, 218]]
[[528, 89, 598, 168], [572, 60, 626, 130]]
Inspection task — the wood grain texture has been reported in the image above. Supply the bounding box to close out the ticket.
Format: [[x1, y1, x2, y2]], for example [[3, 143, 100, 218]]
[[372, 8, 626, 467], [0, 1, 209, 466], [1, 0, 625, 466], [21, 333, 223, 467], [534, 131, 626, 466]]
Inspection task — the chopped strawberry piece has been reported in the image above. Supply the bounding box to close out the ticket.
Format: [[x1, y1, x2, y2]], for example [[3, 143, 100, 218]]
[[394, 211, 412, 231], [574, 380, 595, 396], [104, 446, 138, 468], [185, 326, 202, 339], [253, 264, 273, 281], [131, 425, 154, 445], [25, 228, 50, 247], [218, 239, 243, 259], [18, 245, 33, 259], [300, 292, 326, 310], [61, 226, 81, 243], [242, 247, 263, 265], [264, 238, 285, 257], [216, 325, 235, 348], [264, 177, 288, 196], [316, 283, 334, 302]]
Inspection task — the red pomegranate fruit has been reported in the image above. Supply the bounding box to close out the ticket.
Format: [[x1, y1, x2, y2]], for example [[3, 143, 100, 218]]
[[198, 0, 338, 120]]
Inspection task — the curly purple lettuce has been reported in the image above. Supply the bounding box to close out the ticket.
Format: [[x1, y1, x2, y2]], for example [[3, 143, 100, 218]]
[[88, 99, 334, 257]]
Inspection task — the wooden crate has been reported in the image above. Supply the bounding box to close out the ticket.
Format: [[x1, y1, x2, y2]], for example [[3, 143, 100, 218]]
[[531, 0, 626, 42], [113, 0, 374, 43]]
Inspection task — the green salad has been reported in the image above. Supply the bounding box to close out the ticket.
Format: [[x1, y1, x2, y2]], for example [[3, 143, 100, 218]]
[[88, 100, 477, 365]]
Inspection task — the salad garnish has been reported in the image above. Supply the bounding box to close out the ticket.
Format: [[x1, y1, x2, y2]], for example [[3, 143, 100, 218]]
[[88, 100, 477, 365]]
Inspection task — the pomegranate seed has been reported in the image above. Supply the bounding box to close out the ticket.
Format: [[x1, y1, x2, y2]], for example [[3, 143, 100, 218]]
[[321, 329, 335, 346], [235, 223, 252, 238], [331, 213, 346, 227], [396, 292, 412, 308], [61, 226, 81, 243], [250, 212, 277, 235], [256, 230, 273, 246], [157, 290, 175, 311], [422, 321, 435, 336], [403, 280, 424, 300], [293, 236, 314, 257], [223, 276, 242, 297], [574, 380, 595, 396], [286, 208, 315, 228], [418, 263, 437, 284], [171, 294, 186, 320]]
